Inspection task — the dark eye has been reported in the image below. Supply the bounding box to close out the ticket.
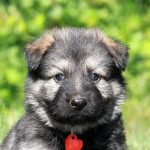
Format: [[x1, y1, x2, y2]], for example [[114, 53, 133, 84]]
[[55, 74, 65, 81], [89, 73, 100, 81]]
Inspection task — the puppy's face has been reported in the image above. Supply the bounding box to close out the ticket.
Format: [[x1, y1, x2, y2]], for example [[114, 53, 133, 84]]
[[25, 28, 128, 133]]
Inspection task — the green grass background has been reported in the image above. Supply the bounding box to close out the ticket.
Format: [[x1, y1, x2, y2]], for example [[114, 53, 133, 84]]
[[0, 0, 150, 149]]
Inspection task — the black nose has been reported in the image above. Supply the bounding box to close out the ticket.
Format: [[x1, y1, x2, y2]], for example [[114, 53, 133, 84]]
[[70, 98, 87, 110]]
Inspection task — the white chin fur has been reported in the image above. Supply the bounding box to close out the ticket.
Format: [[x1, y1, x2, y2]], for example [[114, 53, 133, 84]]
[[25, 95, 53, 128]]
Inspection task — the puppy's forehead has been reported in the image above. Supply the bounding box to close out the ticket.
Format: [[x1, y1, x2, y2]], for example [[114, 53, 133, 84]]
[[43, 51, 112, 78], [50, 31, 109, 61], [83, 52, 113, 77], [85, 53, 113, 69], [42, 52, 73, 73], [42, 29, 113, 73]]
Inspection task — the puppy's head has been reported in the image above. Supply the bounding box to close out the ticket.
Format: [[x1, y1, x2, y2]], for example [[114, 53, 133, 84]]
[[25, 28, 128, 133]]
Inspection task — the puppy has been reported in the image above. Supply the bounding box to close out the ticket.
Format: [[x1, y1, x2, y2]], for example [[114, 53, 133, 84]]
[[1, 28, 128, 150]]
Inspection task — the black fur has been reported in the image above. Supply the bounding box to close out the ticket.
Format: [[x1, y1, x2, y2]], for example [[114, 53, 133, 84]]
[[1, 28, 128, 150]]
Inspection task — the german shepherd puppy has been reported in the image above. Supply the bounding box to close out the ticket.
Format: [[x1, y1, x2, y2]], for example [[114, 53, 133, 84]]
[[1, 28, 128, 150]]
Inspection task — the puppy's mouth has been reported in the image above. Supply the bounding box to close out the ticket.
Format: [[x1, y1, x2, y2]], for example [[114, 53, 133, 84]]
[[47, 98, 107, 132], [50, 112, 103, 133], [53, 114, 98, 124], [50, 117, 96, 134]]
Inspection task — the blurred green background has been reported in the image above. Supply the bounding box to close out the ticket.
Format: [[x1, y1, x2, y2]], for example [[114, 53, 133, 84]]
[[0, 0, 150, 149]]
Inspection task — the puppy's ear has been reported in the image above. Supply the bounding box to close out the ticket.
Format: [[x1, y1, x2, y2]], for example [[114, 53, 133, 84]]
[[25, 32, 55, 70], [100, 34, 128, 71]]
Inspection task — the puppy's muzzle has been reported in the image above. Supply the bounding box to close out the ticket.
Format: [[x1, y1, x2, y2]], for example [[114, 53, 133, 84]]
[[70, 96, 87, 111]]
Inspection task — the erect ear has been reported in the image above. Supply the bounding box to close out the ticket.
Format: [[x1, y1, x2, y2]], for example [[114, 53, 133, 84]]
[[99, 33, 128, 71], [25, 32, 55, 70]]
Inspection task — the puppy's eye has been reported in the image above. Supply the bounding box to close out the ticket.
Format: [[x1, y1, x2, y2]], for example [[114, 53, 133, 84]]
[[55, 74, 65, 81], [89, 73, 100, 81]]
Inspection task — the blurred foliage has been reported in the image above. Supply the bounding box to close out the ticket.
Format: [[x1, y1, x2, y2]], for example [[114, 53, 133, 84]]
[[0, 0, 150, 149]]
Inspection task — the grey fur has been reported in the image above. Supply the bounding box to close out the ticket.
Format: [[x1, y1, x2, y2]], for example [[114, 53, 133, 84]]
[[1, 28, 128, 150]]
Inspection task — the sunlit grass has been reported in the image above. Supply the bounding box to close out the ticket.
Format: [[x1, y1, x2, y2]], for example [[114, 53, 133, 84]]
[[0, 103, 24, 143], [123, 98, 150, 150], [0, 98, 150, 150]]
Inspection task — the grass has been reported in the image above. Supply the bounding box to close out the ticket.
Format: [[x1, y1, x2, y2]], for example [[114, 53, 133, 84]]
[[0, 102, 24, 142], [123, 98, 150, 150], [0, 98, 150, 149]]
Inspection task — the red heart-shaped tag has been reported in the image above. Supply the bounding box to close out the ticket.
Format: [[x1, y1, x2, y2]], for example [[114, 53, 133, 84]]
[[65, 134, 83, 150]]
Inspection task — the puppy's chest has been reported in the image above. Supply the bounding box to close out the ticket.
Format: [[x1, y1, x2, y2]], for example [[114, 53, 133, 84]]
[[50, 133, 108, 150]]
